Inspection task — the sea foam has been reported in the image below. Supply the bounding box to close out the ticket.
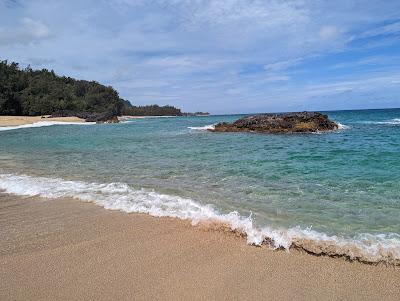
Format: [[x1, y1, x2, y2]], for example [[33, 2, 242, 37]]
[[0, 121, 94, 132], [337, 123, 351, 130], [361, 118, 400, 125], [188, 124, 215, 130], [0, 173, 399, 264]]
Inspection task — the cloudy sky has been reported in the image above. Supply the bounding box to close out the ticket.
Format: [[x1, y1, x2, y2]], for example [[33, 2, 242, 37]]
[[1, 0, 400, 114]]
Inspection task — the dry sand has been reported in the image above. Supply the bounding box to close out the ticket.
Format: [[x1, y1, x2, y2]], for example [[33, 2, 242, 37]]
[[0, 115, 178, 126], [0, 194, 399, 301], [0, 116, 85, 126]]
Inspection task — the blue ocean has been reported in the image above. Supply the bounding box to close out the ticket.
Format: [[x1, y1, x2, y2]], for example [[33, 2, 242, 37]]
[[1, 108, 399, 263]]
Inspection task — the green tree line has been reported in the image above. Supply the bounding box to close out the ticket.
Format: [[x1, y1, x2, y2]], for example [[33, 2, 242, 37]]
[[0, 60, 183, 116], [122, 104, 182, 116]]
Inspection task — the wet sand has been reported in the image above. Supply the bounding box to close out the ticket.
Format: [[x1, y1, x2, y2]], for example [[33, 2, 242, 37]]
[[0, 116, 85, 126], [0, 194, 399, 300]]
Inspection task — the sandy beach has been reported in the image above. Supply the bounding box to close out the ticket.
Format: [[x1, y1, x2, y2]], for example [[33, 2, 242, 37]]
[[0, 115, 189, 127], [0, 116, 85, 127], [1, 2, 399, 300], [0, 194, 399, 301]]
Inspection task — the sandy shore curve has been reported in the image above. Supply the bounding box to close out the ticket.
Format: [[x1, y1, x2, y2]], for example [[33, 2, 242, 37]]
[[0, 194, 399, 300], [0, 116, 85, 127]]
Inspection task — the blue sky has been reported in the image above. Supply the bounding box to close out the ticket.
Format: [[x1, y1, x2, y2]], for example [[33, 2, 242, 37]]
[[1, 0, 400, 114]]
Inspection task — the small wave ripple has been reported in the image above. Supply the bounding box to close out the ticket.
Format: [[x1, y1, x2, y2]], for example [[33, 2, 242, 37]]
[[0, 173, 399, 264]]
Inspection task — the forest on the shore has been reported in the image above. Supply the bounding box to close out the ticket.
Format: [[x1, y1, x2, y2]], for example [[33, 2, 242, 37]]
[[0, 60, 183, 116]]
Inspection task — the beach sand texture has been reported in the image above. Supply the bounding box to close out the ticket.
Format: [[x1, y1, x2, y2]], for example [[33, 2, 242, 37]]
[[0, 116, 85, 127], [1, 194, 399, 301]]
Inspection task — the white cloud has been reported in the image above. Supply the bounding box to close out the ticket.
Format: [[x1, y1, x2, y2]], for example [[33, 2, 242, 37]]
[[264, 74, 290, 82], [0, 18, 50, 45], [1, 0, 400, 113], [21, 18, 50, 39], [361, 21, 400, 38], [145, 56, 197, 68], [264, 58, 303, 72], [329, 55, 400, 69], [319, 25, 340, 40], [304, 73, 400, 97]]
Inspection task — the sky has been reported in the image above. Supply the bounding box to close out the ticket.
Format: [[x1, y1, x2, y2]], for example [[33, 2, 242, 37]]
[[1, 0, 400, 114]]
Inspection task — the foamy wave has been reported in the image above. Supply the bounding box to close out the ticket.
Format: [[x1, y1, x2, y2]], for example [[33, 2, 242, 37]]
[[378, 118, 400, 125], [0, 121, 94, 132], [361, 118, 400, 125], [188, 124, 215, 130], [0, 173, 399, 264], [337, 123, 351, 130]]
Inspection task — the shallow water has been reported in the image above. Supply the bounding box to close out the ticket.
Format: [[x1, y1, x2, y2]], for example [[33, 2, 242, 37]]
[[1, 109, 399, 262]]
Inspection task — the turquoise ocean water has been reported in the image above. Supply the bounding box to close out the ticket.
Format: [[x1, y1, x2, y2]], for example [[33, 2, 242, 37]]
[[0, 109, 399, 262]]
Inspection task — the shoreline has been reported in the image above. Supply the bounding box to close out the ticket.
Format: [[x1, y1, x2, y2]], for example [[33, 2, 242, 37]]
[[0, 114, 206, 128], [0, 115, 179, 127], [1, 194, 399, 300], [0, 115, 86, 127], [0, 172, 398, 265]]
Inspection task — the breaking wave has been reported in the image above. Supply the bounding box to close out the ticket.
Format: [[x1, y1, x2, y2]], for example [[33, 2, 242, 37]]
[[361, 118, 400, 125], [0, 121, 94, 132], [0, 173, 399, 264], [188, 124, 215, 130], [337, 123, 351, 130]]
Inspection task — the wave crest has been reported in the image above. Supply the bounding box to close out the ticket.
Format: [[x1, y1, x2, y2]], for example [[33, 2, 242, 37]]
[[0, 173, 399, 264], [0, 121, 94, 132], [337, 123, 351, 130], [188, 124, 215, 130], [361, 118, 400, 125]]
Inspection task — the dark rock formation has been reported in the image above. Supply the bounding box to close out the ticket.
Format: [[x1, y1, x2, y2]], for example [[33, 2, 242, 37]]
[[49, 110, 119, 123], [83, 111, 119, 123], [210, 112, 338, 134], [182, 112, 210, 116]]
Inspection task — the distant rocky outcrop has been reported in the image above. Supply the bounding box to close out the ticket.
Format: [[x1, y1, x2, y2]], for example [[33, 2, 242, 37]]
[[49, 110, 119, 123], [83, 111, 120, 123], [182, 112, 210, 116], [210, 112, 338, 134]]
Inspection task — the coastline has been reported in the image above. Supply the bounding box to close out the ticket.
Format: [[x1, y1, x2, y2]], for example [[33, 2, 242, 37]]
[[0, 115, 178, 127], [0, 114, 196, 128], [1, 194, 399, 300], [118, 115, 179, 121], [0, 115, 85, 127]]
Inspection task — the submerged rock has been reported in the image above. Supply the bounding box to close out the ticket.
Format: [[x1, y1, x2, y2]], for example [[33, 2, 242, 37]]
[[210, 112, 338, 134]]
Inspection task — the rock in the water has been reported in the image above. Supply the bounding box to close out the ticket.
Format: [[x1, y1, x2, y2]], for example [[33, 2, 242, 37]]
[[210, 112, 338, 134]]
